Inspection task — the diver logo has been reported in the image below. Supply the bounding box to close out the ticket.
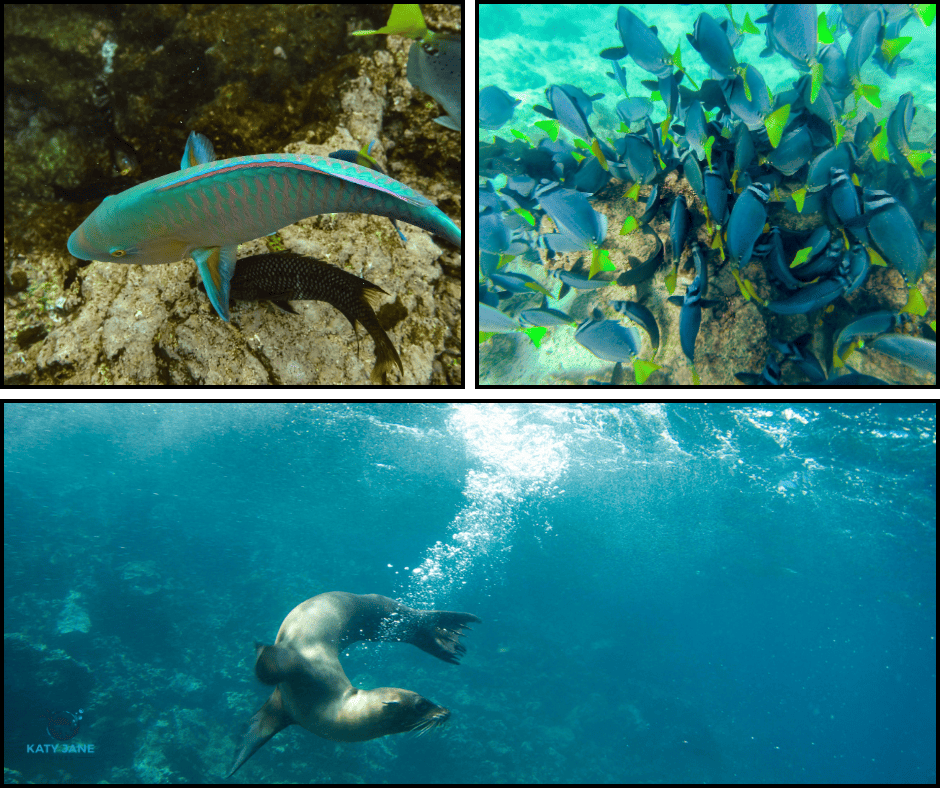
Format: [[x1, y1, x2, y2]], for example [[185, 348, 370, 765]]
[[25, 708, 95, 756], [41, 707, 83, 741]]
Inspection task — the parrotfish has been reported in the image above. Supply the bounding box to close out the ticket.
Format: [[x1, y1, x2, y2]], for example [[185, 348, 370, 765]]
[[67, 132, 461, 321], [329, 141, 408, 242], [203, 252, 404, 385], [354, 4, 461, 131]]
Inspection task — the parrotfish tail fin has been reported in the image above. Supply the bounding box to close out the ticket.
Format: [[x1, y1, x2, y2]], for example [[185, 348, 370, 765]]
[[352, 3, 428, 41], [371, 193, 460, 248], [359, 284, 403, 385]]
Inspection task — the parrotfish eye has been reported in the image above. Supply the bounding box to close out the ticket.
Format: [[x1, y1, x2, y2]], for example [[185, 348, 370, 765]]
[[110, 249, 127, 258]]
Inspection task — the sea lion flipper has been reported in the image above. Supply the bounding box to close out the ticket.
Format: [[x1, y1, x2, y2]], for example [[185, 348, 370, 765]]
[[410, 610, 482, 665], [226, 687, 293, 778]]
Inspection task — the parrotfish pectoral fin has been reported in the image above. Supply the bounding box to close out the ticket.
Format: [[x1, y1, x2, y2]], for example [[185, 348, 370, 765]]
[[192, 245, 237, 321]]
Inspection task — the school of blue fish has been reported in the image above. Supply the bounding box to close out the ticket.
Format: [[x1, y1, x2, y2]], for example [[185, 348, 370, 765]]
[[479, 4, 936, 385]]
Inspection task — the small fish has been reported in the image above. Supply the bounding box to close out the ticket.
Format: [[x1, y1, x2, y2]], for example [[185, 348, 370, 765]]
[[574, 307, 641, 363], [667, 276, 720, 364], [726, 182, 770, 269], [354, 4, 461, 131], [479, 86, 520, 131], [202, 252, 403, 385]]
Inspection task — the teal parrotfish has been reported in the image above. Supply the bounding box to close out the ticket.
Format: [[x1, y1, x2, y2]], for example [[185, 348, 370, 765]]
[[353, 4, 461, 131], [67, 131, 461, 321], [329, 140, 408, 242]]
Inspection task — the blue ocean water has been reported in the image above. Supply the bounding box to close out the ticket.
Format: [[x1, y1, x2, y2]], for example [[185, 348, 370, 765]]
[[4, 403, 937, 783]]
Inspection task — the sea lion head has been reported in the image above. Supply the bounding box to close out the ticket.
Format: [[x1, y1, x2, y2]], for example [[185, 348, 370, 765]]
[[344, 687, 450, 739]]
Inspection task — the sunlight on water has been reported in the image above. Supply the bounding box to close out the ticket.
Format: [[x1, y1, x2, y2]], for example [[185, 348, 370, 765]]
[[404, 404, 570, 605]]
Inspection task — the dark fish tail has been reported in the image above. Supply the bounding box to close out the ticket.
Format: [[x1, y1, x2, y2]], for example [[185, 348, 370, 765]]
[[357, 285, 404, 384]]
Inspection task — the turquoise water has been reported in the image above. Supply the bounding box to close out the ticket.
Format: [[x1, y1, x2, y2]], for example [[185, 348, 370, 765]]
[[480, 4, 936, 144]]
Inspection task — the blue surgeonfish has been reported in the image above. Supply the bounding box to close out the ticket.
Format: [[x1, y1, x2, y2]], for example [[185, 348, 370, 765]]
[[755, 5, 818, 71], [735, 354, 782, 386], [611, 300, 660, 356], [68, 132, 460, 321], [477, 4, 936, 386], [354, 4, 461, 131], [833, 311, 913, 362], [575, 307, 642, 363], [766, 270, 849, 315], [588, 362, 626, 386], [667, 276, 720, 364], [479, 86, 520, 130], [519, 296, 575, 328], [535, 183, 608, 250], [480, 302, 521, 333], [862, 189, 929, 286], [604, 6, 674, 79], [726, 182, 770, 269], [868, 335, 936, 375], [533, 85, 598, 142], [686, 12, 741, 79]]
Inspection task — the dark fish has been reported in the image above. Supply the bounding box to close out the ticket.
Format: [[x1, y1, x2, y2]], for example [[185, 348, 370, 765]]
[[479, 302, 520, 333], [766, 125, 812, 176], [834, 311, 913, 361], [669, 195, 690, 267], [735, 354, 782, 386], [588, 362, 626, 386], [770, 334, 826, 383], [703, 168, 730, 226], [204, 252, 403, 385], [766, 274, 847, 315], [615, 97, 654, 127]]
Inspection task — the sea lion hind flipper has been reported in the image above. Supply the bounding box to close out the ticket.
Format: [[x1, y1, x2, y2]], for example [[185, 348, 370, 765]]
[[226, 687, 294, 778], [409, 610, 482, 665]]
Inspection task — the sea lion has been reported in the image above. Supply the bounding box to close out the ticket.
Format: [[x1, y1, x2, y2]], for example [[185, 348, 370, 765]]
[[227, 591, 481, 777]]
